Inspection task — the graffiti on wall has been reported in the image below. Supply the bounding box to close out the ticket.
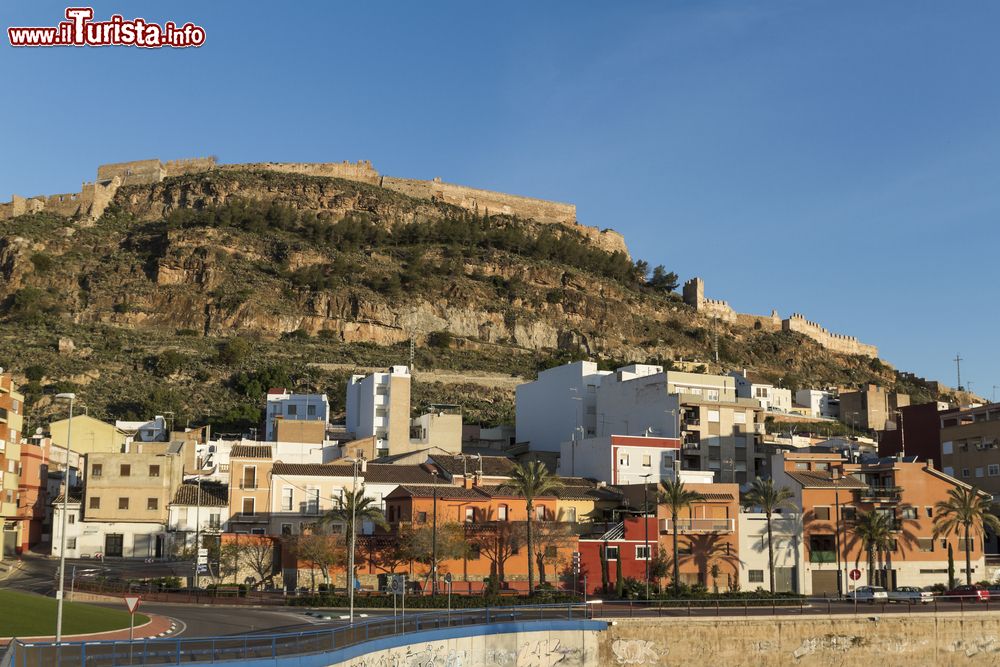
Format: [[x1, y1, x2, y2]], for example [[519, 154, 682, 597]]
[[346, 638, 580, 667], [611, 639, 661, 665]]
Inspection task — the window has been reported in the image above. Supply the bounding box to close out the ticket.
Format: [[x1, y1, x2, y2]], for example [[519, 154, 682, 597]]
[[749, 570, 764, 583], [814, 506, 831, 520], [465, 507, 475, 522], [706, 389, 720, 401], [619, 453, 630, 467], [307, 405, 316, 417], [976, 467, 985, 478], [958, 537, 975, 552], [243, 497, 255, 516], [498, 505, 508, 521], [306, 488, 319, 515], [67, 538, 77, 550], [563, 507, 577, 522], [642, 455, 652, 467], [545, 545, 558, 558], [795, 462, 809, 470], [962, 468, 970, 478], [287, 405, 298, 416], [925, 507, 933, 518], [68, 514, 75, 525], [901, 507, 917, 520], [118, 497, 129, 510], [149, 465, 160, 477], [990, 465, 1000, 477], [814, 462, 829, 471], [636, 545, 651, 560], [120, 464, 131, 477], [281, 488, 293, 512], [89, 497, 100, 510], [281, 523, 293, 536], [417, 511, 428, 523], [536, 506, 546, 520], [209, 513, 221, 529], [733, 412, 746, 425], [604, 546, 619, 560], [147, 498, 158, 511], [707, 410, 720, 423], [91, 464, 103, 478], [944, 466, 955, 476], [242, 466, 257, 490], [918, 538, 934, 552]]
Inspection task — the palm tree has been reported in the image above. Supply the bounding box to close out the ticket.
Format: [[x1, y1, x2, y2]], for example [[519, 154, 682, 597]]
[[322, 487, 389, 586], [932, 486, 1000, 586], [743, 477, 796, 594], [658, 479, 705, 594], [508, 460, 563, 594], [852, 510, 892, 586]]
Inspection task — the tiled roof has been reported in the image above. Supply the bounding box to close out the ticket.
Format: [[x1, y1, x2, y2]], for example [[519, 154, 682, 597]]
[[553, 479, 624, 501], [698, 493, 735, 501], [431, 454, 516, 477], [272, 463, 355, 477], [231, 444, 273, 459], [171, 482, 229, 507], [476, 484, 559, 499], [388, 484, 487, 500], [784, 471, 867, 489], [52, 493, 82, 504]]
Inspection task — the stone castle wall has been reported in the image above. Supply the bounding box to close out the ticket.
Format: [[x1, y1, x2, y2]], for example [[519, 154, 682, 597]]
[[0, 157, 631, 254], [683, 277, 877, 357]]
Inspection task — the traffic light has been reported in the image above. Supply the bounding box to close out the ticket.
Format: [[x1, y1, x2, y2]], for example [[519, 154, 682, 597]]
[[571, 552, 581, 575]]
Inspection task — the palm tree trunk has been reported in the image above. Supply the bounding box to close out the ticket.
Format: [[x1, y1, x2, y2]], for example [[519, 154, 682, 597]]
[[765, 511, 775, 594], [526, 504, 535, 594], [885, 545, 893, 591], [867, 547, 874, 586], [964, 522, 973, 586], [672, 509, 680, 594]]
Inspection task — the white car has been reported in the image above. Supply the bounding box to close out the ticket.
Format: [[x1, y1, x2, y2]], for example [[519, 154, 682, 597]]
[[888, 586, 933, 604], [847, 586, 888, 602]]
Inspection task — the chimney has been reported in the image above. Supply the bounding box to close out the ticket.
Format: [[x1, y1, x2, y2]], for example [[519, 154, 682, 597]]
[[463, 475, 474, 490], [831, 467, 841, 480]]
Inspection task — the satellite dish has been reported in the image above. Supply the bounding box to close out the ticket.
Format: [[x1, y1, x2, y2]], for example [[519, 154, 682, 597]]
[[35, 427, 43, 435]]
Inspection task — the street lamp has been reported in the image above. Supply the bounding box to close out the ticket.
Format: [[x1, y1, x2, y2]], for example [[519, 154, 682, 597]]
[[54, 392, 75, 645], [570, 426, 584, 476], [431, 469, 439, 596], [344, 455, 366, 623], [641, 473, 652, 599]]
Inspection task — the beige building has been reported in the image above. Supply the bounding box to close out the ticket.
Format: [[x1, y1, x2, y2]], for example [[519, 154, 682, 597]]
[[0, 373, 24, 557], [82, 444, 187, 526], [940, 402, 1000, 494], [839, 383, 909, 431]]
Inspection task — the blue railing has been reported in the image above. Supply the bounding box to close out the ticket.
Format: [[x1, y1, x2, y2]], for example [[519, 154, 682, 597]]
[[3, 603, 589, 667]]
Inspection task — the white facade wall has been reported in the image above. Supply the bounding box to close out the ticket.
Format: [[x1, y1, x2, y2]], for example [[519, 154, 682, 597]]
[[52, 503, 166, 559], [265, 392, 330, 441], [739, 513, 803, 592], [515, 361, 611, 451], [167, 504, 229, 535], [558, 435, 678, 485], [795, 390, 839, 418], [346, 366, 408, 444]]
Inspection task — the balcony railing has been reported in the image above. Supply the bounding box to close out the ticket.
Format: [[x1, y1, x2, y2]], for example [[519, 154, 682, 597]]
[[660, 518, 734, 533], [859, 486, 902, 502], [809, 550, 836, 563], [682, 417, 701, 427]]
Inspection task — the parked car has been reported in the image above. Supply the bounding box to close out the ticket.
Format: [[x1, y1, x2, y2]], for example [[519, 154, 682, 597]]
[[888, 586, 933, 604], [847, 586, 888, 602], [943, 585, 990, 601]]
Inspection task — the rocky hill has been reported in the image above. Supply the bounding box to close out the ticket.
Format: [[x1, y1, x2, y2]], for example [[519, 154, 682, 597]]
[[0, 168, 948, 433]]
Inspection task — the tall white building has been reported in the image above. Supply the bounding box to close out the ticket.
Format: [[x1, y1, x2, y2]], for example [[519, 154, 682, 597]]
[[265, 390, 330, 441], [346, 366, 412, 457], [515, 361, 611, 452], [729, 371, 793, 413]]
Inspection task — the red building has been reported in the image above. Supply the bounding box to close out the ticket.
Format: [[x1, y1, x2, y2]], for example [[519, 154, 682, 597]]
[[878, 402, 947, 466], [578, 517, 659, 595]]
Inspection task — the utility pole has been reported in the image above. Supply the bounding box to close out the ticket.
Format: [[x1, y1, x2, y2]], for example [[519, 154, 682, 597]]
[[641, 474, 652, 600], [955, 354, 963, 392], [431, 470, 439, 595], [54, 393, 75, 645]]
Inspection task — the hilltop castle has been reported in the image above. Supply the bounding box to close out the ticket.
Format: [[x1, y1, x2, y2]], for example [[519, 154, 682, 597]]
[[682, 277, 878, 358], [0, 157, 628, 256]]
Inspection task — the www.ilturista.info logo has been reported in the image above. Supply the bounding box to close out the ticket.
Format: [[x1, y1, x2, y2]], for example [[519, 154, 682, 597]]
[[8, 7, 205, 48]]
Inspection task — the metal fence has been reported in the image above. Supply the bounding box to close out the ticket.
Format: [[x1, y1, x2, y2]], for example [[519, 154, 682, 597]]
[[3, 603, 590, 667]]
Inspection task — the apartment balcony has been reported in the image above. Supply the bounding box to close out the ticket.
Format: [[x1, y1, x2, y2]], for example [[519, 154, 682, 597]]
[[859, 486, 902, 503], [752, 423, 765, 434], [238, 482, 258, 491], [681, 443, 701, 452], [659, 518, 734, 533], [809, 550, 836, 563], [682, 417, 701, 428]]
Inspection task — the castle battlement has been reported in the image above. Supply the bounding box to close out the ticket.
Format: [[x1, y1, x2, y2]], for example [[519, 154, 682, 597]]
[[683, 278, 878, 358]]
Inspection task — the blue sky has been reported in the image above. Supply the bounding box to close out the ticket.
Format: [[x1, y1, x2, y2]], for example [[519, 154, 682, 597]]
[[2, 1, 999, 397]]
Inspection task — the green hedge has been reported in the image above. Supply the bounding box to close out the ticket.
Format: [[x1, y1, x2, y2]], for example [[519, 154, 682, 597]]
[[288, 592, 580, 609]]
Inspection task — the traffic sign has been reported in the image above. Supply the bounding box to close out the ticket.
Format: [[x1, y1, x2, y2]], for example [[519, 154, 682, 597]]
[[443, 573, 452, 584], [197, 548, 209, 565], [123, 595, 142, 614], [849, 569, 861, 581], [389, 575, 405, 594]]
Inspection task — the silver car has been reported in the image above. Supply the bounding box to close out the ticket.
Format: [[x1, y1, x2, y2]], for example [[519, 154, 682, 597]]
[[847, 586, 889, 602], [888, 586, 933, 604]]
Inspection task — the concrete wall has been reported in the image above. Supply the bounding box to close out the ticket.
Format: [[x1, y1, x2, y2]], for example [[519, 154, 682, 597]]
[[603, 613, 1000, 666]]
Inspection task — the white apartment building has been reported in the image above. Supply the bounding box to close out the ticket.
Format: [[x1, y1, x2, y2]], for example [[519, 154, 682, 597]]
[[115, 416, 169, 443], [197, 438, 340, 483], [166, 482, 229, 552], [558, 434, 679, 485], [265, 390, 330, 441], [730, 371, 793, 413], [795, 389, 840, 418], [515, 361, 612, 452], [346, 366, 412, 456], [739, 512, 803, 593]]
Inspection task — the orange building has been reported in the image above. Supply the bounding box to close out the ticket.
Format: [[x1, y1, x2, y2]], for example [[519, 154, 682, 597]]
[[657, 482, 741, 590], [773, 451, 988, 594], [227, 444, 274, 535]]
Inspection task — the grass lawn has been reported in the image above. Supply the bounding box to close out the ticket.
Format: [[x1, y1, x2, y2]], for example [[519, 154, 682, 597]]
[[0, 589, 149, 638]]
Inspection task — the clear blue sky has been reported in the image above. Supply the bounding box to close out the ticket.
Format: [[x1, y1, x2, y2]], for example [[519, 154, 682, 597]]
[[3, 1, 999, 397]]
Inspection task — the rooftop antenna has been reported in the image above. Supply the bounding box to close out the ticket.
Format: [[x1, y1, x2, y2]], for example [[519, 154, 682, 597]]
[[409, 336, 416, 372], [955, 353, 963, 392]]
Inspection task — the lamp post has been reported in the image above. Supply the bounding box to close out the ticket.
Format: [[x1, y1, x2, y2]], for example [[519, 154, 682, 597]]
[[54, 392, 75, 645], [345, 455, 365, 623], [832, 469, 844, 597], [641, 473, 652, 599], [431, 469, 439, 595], [570, 426, 583, 476]]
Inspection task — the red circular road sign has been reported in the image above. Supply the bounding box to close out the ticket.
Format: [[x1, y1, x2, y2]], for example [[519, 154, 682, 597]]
[[849, 569, 861, 581]]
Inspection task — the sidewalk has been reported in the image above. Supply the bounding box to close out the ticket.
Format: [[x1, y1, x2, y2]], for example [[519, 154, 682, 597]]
[[2, 613, 179, 645]]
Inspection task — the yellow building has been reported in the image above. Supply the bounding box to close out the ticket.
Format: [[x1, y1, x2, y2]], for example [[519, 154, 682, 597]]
[[553, 477, 624, 523], [50, 414, 128, 455]]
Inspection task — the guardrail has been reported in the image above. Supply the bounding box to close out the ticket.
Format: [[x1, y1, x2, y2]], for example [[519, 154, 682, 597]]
[[3, 603, 591, 667]]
